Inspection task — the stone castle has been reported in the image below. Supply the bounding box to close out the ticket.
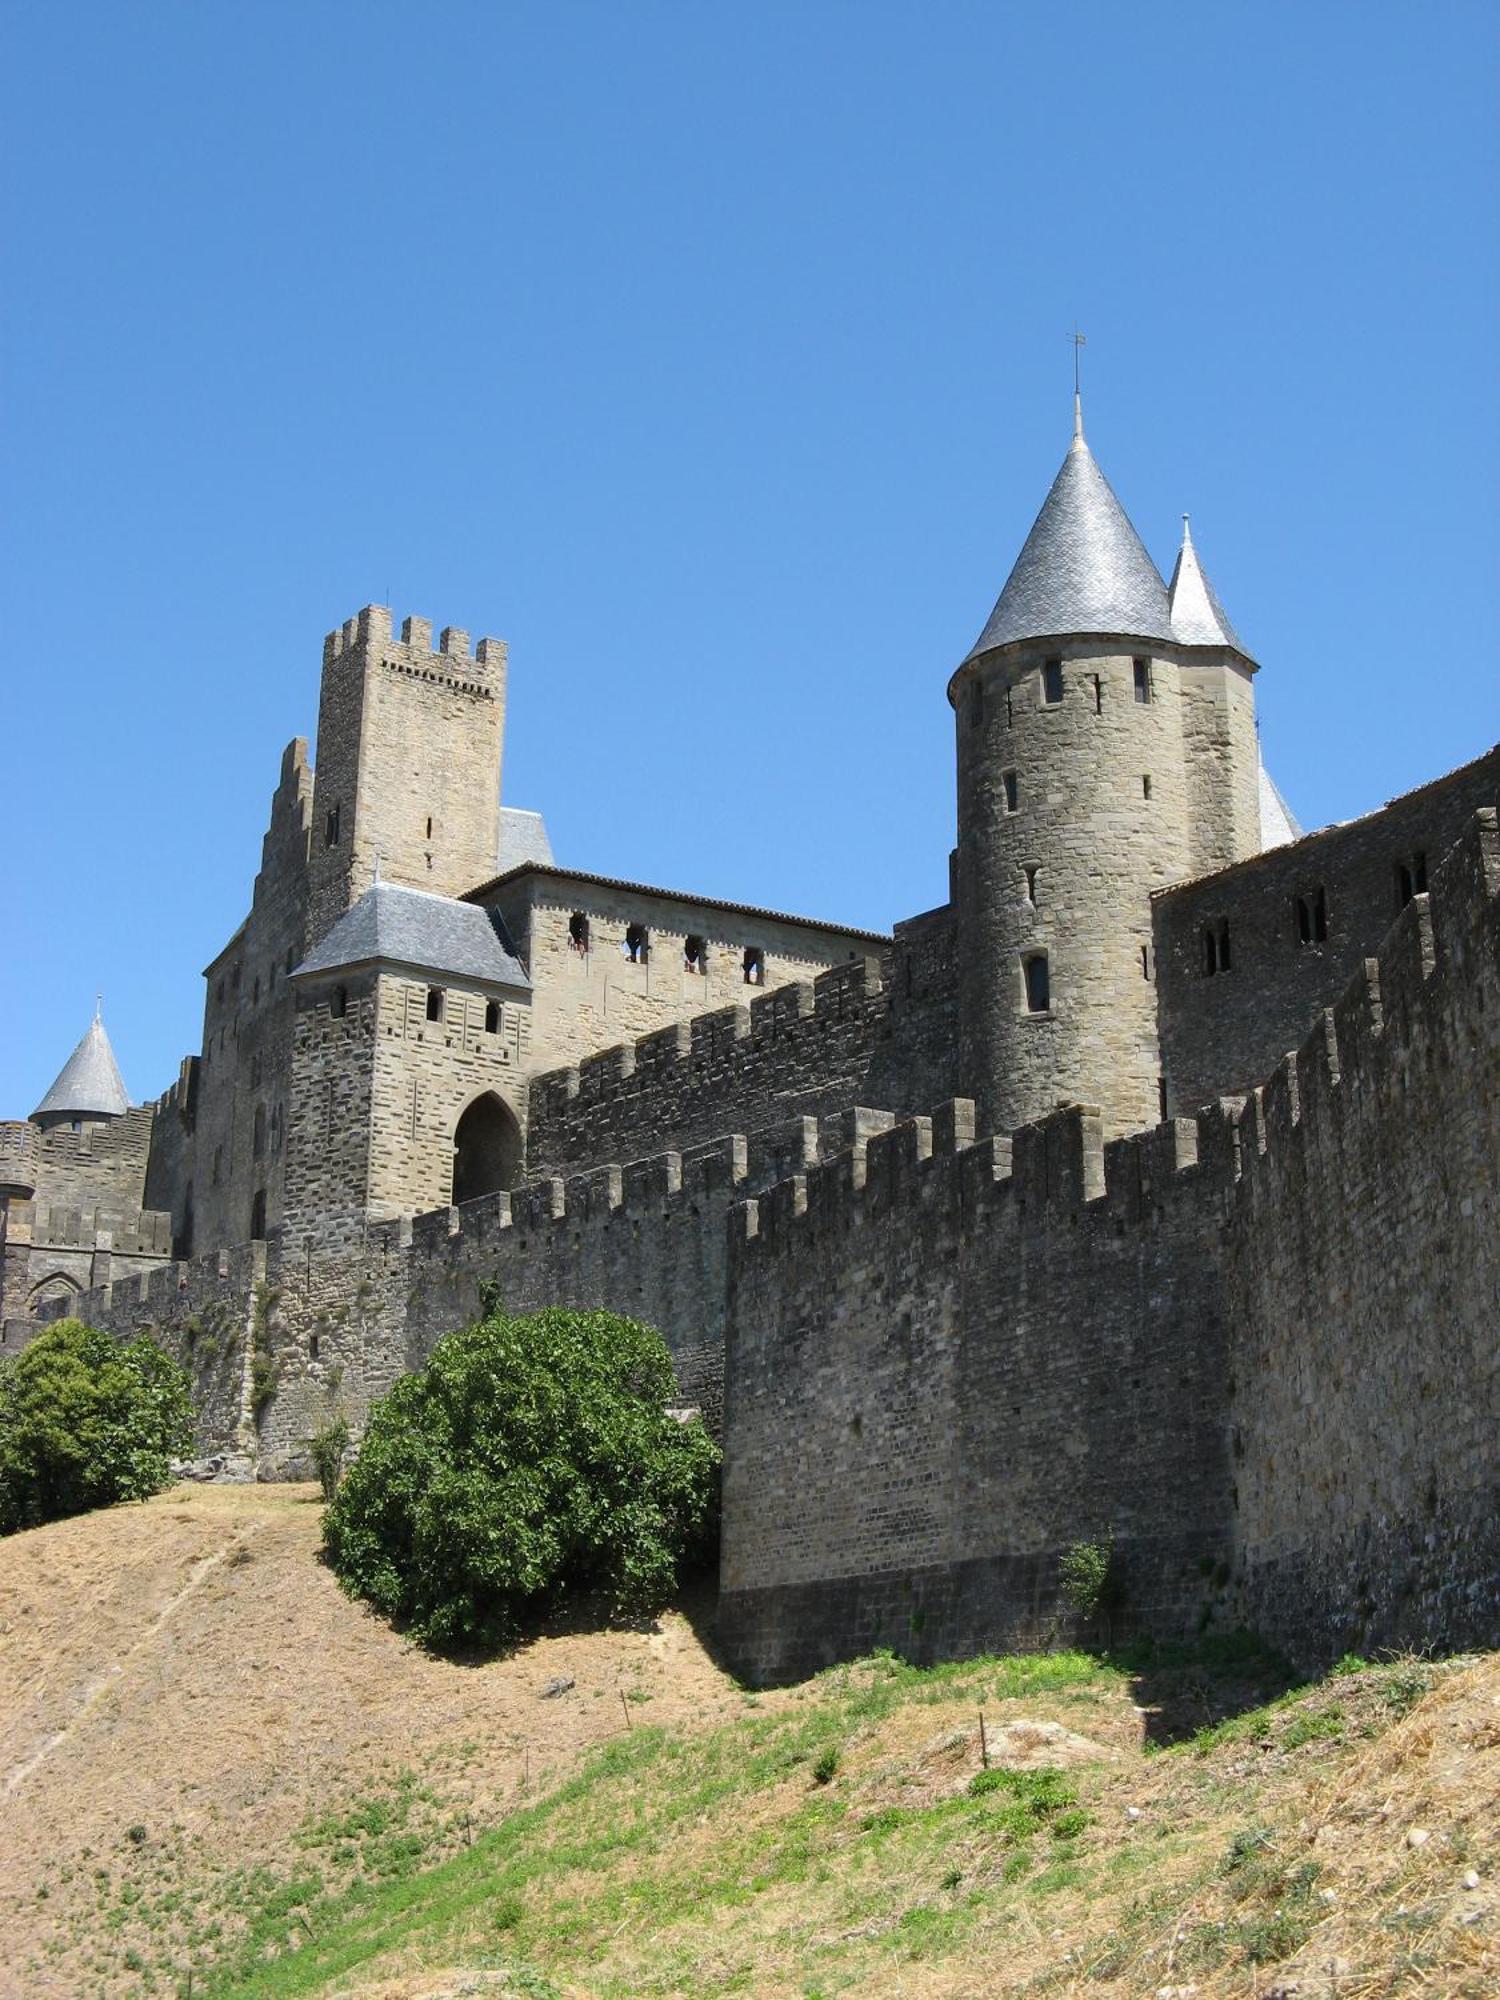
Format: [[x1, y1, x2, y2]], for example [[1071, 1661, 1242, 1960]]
[[4, 399, 1496, 1680]]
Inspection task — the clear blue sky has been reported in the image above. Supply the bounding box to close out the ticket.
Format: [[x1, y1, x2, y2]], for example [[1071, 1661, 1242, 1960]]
[[2, 1, 1497, 1115]]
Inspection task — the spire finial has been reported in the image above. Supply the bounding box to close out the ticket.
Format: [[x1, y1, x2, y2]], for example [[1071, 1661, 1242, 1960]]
[[94, 990, 103, 1023], [1070, 328, 1087, 438]]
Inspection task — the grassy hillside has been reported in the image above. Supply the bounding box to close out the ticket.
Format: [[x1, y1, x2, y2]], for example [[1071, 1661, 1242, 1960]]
[[1, 1487, 1495, 1999]]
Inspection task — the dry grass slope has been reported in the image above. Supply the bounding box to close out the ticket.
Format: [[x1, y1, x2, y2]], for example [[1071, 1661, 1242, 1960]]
[[0, 1486, 1494, 1999]]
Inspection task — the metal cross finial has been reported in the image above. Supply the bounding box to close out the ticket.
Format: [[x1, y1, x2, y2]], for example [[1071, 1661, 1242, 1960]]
[[95, 990, 103, 1022]]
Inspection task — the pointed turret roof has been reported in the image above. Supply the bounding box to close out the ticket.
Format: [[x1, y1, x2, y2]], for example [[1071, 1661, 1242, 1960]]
[[1168, 516, 1254, 661], [31, 1004, 131, 1123], [965, 400, 1174, 661]]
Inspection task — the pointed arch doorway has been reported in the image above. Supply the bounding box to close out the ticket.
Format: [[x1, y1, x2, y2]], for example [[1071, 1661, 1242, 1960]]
[[452, 1093, 524, 1205]]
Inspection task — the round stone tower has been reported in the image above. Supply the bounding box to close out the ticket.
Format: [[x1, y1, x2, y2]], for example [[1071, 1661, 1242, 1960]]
[[952, 400, 1201, 1140]]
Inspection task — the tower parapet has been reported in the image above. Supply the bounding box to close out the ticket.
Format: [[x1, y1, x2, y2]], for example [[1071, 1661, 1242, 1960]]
[[308, 606, 508, 944]]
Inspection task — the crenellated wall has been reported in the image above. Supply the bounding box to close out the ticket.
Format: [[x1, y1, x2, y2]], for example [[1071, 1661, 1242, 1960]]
[[716, 807, 1500, 1681]]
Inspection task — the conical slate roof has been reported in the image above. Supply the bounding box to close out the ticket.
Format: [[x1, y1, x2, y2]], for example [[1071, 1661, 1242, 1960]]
[[965, 403, 1174, 661], [32, 1006, 130, 1122], [1168, 516, 1253, 660], [294, 880, 530, 990]]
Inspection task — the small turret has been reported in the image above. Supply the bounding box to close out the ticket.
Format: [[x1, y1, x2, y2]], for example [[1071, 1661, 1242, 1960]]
[[31, 1002, 131, 1132], [951, 404, 1198, 1139], [1167, 516, 1262, 872]]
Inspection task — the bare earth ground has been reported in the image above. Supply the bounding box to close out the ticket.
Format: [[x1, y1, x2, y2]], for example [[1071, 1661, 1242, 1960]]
[[0, 1484, 738, 1999], [1, 1485, 1495, 2000]]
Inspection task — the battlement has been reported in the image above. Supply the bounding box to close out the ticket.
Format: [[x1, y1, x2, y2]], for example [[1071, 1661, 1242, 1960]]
[[0, 1121, 39, 1191], [320, 605, 505, 693], [9, 1201, 172, 1256], [531, 955, 885, 1123], [735, 808, 1500, 1262]]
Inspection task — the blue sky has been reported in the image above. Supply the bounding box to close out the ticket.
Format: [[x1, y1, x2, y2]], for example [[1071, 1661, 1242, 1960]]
[[2, 1, 1496, 1114]]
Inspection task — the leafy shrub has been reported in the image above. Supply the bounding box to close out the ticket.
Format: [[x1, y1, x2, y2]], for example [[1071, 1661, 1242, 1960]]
[[811, 1746, 841, 1785], [0, 1319, 193, 1534], [1057, 1534, 1115, 1619], [322, 1306, 720, 1650], [309, 1418, 350, 1501]]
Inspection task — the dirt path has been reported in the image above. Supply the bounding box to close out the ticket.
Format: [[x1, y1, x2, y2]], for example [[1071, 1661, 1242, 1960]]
[[0, 1483, 743, 1999]]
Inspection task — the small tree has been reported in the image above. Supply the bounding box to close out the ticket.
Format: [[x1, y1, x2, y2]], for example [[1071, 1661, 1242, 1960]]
[[322, 1306, 720, 1650], [1058, 1534, 1116, 1622], [308, 1417, 350, 1501], [0, 1320, 194, 1534]]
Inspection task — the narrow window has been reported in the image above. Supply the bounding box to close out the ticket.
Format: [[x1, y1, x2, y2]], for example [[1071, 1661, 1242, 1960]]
[[1141, 943, 1152, 981], [1093, 673, 1103, 714], [743, 946, 765, 986], [426, 986, 444, 1022], [1133, 659, 1152, 703], [330, 985, 347, 1019], [1203, 924, 1226, 977], [968, 680, 984, 728], [252, 975, 261, 1005], [1158, 1077, 1168, 1121], [1219, 920, 1232, 971], [1295, 890, 1327, 945], [325, 804, 341, 847], [1022, 865, 1039, 905], [1042, 658, 1064, 705], [1023, 952, 1051, 1013], [484, 998, 501, 1034], [425, 815, 433, 839], [250, 1189, 266, 1242], [624, 923, 649, 964], [271, 1105, 281, 1153], [684, 934, 707, 974], [285, 945, 295, 973], [252, 1106, 266, 1159], [1395, 851, 1428, 907], [1311, 886, 1328, 941], [1005, 685, 1014, 728], [1002, 769, 1019, 813], [309, 1331, 320, 1363], [568, 911, 590, 953], [1414, 852, 1427, 893], [1142, 774, 1152, 800]]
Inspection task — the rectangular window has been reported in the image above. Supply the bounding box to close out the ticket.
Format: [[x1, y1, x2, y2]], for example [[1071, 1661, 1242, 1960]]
[[1395, 853, 1428, 908], [1295, 887, 1329, 945], [484, 999, 500, 1034], [1203, 920, 1232, 976], [1023, 952, 1050, 1013], [1042, 658, 1064, 705], [743, 946, 765, 985], [1002, 769, 1019, 813], [325, 804, 341, 847], [426, 987, 444, 1022], [1142, 774, 1152, 800], [1133, 659, 1152, 703]]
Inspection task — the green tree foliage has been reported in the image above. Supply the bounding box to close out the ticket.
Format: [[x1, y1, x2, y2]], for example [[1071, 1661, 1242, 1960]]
[[0, 1319, 194, 1534], [322, 1307, 720, 1650]]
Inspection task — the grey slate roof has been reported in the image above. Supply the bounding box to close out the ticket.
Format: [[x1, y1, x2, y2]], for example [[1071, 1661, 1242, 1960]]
[[32, 1009, 131, 1122], [294, 881, 530, 989], [1258, 763, 1303, 850], [1168, 517, 1253, 660], [496, 806, 555, 872], [966, 410, 1174, 660]]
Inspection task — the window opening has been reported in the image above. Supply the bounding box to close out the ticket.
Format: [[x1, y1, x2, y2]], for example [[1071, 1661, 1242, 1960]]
[[1295, 887, 1329, 945], [325, 804, 341, 847], [452, 1093, 524, 1204], [331, 985, 347, 1019], [1141, 943, 1152, 980], [249, 1189, 267, 1241], [1203, 921, 1233, 976], [1022, 865, 1039, 905], [623, 923, 649, 964], [568, 911, 590, 953], [1394, 854, 1428, 908], [1005, 685, 1014, 728], [426, 986, 444, 1022], [684, 934, 707, 975], [309, 1332, 320, 1362], [425, 815, 433, 838], [252, 1106, 266, 1159], [1093, 673, 1103, 714], [1002, 769, 1019, 813], [484, 999, 501, 1034], [1042, 658, 1063, 705], [968, 680, 984, 728], [1142, 774, 1152, 800], [253, 975, 260, 1005], [743, 946, 765, 986], [1133, 659, 1152, 703], [1023, 952, 1051, 1013]]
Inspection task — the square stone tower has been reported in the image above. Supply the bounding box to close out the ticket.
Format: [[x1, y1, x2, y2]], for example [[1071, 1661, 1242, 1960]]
[[306, 607, 507, 945]]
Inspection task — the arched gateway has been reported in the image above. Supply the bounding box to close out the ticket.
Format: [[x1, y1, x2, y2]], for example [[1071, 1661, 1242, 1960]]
[[452, 1093, 523, 1205]]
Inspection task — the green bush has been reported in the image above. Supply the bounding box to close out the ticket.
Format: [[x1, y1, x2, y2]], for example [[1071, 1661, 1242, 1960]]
[[1057, 1534, 1115, 1619], [0, 1319, 193, 1534], [309, 1417, 350, 1502], [322, 1306, 720, 1650]]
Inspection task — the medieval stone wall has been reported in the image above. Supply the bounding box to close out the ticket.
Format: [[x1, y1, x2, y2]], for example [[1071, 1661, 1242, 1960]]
[[525, 955, 899, 1178], [1224, 808, 1500, 1665], [1154, 744, 1500, 1110]]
